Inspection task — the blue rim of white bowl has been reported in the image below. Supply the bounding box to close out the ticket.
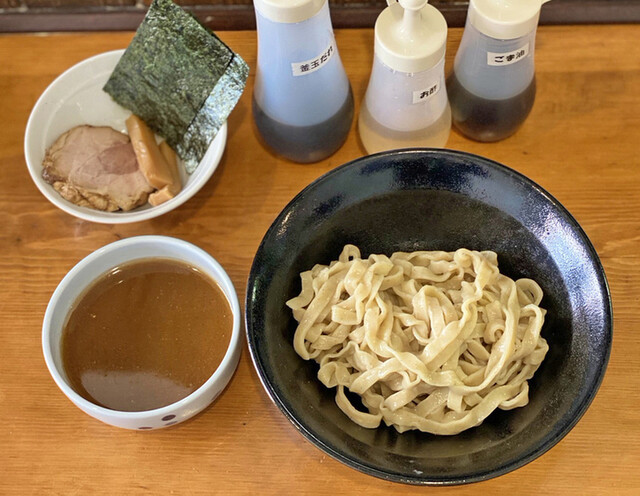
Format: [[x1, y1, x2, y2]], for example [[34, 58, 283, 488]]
[[42, 235, 242, 424]]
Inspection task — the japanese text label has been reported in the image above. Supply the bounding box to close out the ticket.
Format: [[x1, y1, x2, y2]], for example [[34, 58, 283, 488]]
[[412, 81, 441, 104], [291, 43, 336, 77], [487, 43, 530, 67]]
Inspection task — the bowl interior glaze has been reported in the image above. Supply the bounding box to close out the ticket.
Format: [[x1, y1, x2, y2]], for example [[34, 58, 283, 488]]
[[245, 149, 612, 484]]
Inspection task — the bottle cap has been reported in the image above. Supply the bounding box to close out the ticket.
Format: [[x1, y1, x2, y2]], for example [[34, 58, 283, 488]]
[[468, 0, 551, 40], [374, 0, 447, 73], [253, 0, 325, 24]]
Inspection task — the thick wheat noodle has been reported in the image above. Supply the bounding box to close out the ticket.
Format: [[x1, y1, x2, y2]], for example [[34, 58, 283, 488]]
[[287, 245, 548, 435]]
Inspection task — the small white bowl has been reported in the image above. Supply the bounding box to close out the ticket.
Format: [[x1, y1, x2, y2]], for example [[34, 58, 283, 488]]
[[24, 50, 227, 224], [42, 236, 242, 430]]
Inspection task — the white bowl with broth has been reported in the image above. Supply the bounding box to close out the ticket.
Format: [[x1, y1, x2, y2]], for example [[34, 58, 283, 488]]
[[42, 236, 241, 430], [24, 50, 227, 224]]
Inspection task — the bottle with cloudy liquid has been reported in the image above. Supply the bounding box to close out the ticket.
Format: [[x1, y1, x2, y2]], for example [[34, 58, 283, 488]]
[[358, 0, 450, 154], [447, 0, 550, 142], [252, 0, 354, 163]]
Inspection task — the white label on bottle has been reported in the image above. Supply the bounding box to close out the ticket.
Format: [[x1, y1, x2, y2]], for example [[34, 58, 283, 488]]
[[291, 43, 335, 77], [487, 43, 530, 66], [412, 81, 440, 104]]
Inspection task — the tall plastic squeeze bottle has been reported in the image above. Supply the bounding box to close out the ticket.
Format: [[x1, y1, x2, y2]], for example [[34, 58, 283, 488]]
[[358, 0, 450, 154], [252, 0, 354, 163], [447, 0, 550, 142]]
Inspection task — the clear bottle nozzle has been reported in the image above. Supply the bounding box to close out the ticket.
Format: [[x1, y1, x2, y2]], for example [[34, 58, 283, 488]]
[[387, 0, 429, 43]]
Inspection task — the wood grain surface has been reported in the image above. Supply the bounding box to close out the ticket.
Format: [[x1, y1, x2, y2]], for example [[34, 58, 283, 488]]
[[1, 25, 639, 494]]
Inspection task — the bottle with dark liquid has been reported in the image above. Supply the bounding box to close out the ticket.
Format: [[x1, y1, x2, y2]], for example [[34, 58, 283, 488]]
[[447, 0, 550, 142], [252, 0, 353, 163]]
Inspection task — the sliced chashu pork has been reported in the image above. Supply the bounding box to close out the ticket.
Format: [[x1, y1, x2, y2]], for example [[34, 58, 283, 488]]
[[42, 125, 153, 212]]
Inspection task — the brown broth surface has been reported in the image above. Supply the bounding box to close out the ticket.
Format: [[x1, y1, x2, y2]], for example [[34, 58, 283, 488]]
[[61, 258, 232, 412]]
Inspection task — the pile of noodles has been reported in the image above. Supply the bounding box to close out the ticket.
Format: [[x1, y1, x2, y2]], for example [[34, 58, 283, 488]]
[[287, 245, 548, 435]]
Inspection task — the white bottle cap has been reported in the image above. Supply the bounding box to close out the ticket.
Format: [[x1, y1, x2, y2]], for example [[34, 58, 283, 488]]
[[468, 0, 551, 40], [253, 0, 325, 24], [374, 0, 447, 74]]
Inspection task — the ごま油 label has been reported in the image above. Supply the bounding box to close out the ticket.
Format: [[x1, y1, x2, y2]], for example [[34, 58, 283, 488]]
[[487, 43, 530, 66]]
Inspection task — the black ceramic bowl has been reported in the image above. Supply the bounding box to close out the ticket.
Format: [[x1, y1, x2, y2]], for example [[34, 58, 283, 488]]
[[245, 149, 612, 485]]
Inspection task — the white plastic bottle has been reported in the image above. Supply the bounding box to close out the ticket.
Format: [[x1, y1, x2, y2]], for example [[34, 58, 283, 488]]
[[358, 0, 450, 154], [447, 0, 550, 142], [252, 0, 354, 163]]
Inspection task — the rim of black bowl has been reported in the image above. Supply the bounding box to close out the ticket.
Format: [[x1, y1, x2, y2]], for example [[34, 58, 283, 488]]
[[245, 148, 613, 485]]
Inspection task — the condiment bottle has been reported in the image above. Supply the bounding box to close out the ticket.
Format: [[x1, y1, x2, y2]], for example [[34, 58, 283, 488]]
[[447, 0, 550, 142], [358, 0, 450, 154], [252, 0, 354, 163]]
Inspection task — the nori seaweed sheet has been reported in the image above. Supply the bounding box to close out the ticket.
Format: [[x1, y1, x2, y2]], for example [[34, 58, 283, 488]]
[[180, 55, 249, 170], [103, 0, 248, 173]]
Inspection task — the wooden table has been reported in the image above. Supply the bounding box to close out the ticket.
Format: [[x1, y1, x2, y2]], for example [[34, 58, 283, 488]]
[[1, 25, 639, 494]]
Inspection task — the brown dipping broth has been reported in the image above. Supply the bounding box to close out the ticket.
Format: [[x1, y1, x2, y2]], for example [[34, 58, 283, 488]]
[[61, 258, 232, 412]]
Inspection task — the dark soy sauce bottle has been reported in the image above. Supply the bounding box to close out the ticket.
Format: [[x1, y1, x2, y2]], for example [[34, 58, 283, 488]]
[[252, 0, 353, 163], [447, 0, 550, 142]]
